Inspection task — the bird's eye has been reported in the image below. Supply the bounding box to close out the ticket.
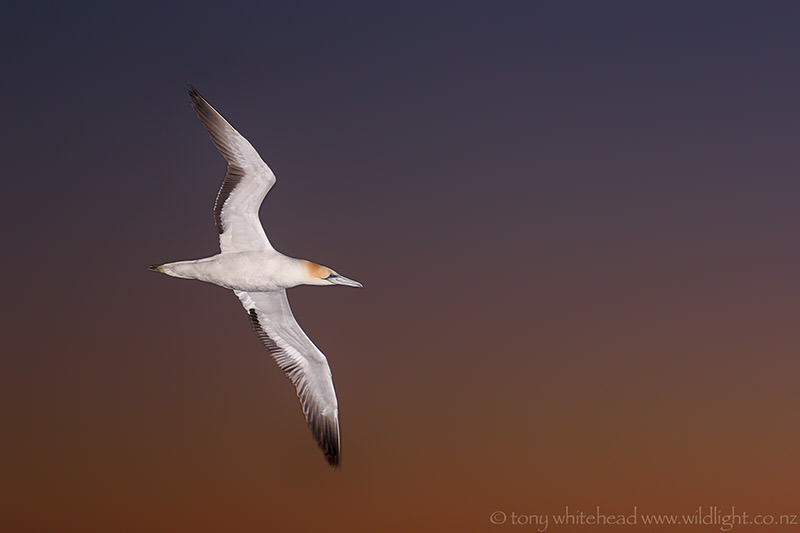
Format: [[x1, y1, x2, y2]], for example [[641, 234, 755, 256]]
[[325, 273, 338, 280]]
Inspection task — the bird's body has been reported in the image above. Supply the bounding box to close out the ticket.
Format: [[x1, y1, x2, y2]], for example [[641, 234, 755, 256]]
[[150, 87, 361, 467], [154, 252, 317, 292]]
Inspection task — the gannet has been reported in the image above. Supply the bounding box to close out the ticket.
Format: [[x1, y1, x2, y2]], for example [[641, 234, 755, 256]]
[[149, 87, 362, 467]]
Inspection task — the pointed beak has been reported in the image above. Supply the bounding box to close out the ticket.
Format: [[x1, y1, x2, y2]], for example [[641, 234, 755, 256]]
[[329, 274, 363, 288]]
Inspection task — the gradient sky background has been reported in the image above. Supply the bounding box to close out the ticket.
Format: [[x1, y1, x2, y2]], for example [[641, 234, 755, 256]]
[[3, 1, 800, 531]]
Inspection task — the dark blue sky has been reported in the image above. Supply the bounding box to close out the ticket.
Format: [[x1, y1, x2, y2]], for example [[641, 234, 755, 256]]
[[4, 1, 800, 255]]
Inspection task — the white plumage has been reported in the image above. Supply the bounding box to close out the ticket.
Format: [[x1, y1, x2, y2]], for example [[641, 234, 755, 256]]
[[150, 87, 362, 467]]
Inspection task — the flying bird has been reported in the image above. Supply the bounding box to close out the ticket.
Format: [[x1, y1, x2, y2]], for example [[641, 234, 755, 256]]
[[149, 87, 362, 467]]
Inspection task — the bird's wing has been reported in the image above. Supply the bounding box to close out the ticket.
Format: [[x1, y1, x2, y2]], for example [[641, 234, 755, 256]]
[[235, 289, 341, 467], [188, 87, 276, 253]]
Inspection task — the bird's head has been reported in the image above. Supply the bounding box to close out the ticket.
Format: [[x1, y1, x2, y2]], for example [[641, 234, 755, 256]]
[[304, 261, 363, 288]]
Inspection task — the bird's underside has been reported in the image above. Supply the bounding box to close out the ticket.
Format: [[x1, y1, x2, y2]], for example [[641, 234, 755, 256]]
[[149, 87, 359, 467]]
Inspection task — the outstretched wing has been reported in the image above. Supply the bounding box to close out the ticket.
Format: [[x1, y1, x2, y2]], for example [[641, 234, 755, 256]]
[[235, 289, 341, 467], [188, 87, 276, 253]]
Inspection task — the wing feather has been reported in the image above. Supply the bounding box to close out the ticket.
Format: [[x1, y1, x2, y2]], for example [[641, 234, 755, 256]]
[[188, 87, 276, 252], [235, 290, 341, 467]]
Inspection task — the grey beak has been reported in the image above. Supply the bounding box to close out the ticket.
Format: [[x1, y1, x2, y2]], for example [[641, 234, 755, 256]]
[[329, 274, 363, 288]]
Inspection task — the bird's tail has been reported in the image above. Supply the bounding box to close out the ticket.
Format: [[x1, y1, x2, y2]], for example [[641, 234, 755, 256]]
[[147, 260, 197, 279]]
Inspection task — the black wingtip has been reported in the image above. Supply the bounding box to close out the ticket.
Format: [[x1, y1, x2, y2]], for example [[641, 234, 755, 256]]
[[325, 447, 340, 469], [187, 85, 203, 104], [325, 452, 340, 469], [316, 417, 341, 469], [147, 264, 162, 272]]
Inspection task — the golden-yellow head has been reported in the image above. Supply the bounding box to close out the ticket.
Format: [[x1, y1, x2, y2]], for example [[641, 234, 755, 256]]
[[304, 261, 363, 287]]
